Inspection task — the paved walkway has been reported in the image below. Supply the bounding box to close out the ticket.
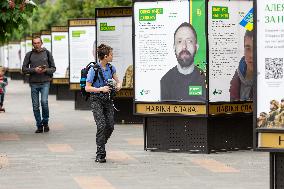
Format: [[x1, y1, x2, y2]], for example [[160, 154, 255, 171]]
[[0, 80, 269, 189]]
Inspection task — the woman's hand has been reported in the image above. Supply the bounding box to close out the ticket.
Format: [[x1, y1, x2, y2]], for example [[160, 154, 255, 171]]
[[116, 83, 122, 91], [100, 86, 110, 93], [112, 73, 121, 91]]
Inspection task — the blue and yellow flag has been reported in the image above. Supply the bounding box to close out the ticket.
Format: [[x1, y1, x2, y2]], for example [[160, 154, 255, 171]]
[[240, 8, 253, 31]]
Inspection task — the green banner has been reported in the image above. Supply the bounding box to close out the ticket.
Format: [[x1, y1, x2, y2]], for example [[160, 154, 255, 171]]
[[189, 86, 202, 96], [192, 0, 206, 71], [212, 6, 229, 19], [54, 35, 66, 41], [100, 23, 115, 31], [72, 30, 86, 37], [139, 8, 163, 21], [43, 38, 51, 43]]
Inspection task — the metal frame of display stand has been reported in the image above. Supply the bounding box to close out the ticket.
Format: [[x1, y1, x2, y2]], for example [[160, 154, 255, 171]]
[[143, 112, 253, 153]]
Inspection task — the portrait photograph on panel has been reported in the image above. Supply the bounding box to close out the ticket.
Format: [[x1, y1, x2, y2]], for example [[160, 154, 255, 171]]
[[208, 0, 253, 102], [134, 0, 207, 102]]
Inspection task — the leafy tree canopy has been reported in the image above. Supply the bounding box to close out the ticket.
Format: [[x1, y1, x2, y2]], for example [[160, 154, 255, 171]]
[[6, 0, 132, 42], [0, 0, 37, 43]]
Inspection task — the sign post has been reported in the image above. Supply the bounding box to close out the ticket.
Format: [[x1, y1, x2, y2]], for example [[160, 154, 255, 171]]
[[255, 0, 284, 187], [134, 0, 254, 152]]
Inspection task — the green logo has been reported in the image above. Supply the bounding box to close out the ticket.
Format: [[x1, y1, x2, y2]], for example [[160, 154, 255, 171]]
[[72, 30, 86, 37], [140, 89, 150, 96], [212, 6, 229, 19], [100, 23, 115, 31], [139, 8, 163, 21], [54, 35, 66, 41], [189, 86, 202, 96], [43, 38, 51, 43]]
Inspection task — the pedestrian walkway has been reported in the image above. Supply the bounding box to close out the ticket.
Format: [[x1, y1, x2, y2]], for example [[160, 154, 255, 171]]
[[0, 80, 269, 189]]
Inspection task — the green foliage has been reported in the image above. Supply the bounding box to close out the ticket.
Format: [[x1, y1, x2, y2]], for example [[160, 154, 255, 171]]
[[0, 0, 37, 43], [5, 0, 132, 42]]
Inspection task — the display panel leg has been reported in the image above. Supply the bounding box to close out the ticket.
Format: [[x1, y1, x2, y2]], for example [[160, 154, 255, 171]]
[[113, 97, 142, 124], [10, 72, 23, 80], [49, 83, 57, 95], [143, 117, 147, 151], [74, 91, 91, 110], [270, 152, 284, 189], [56, 84, 75, 100]]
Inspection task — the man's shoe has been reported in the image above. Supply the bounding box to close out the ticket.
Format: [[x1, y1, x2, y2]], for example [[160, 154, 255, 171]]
[[35, 128, 43, 133], [43, 125, 50, 132], [95, 156, 106, 163]]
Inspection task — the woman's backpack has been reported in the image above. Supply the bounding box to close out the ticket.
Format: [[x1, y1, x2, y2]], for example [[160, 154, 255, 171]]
[[80, 62, 113, 101]]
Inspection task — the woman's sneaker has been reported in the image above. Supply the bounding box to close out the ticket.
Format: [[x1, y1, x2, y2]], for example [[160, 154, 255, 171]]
[[95, 155, 106, 163]]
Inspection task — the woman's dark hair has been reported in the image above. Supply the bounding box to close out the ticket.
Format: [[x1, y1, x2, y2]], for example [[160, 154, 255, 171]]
[[97, 44, 113, 60]]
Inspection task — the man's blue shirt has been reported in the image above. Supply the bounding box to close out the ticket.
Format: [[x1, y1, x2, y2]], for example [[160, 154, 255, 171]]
[[86, 63, 116, 92]]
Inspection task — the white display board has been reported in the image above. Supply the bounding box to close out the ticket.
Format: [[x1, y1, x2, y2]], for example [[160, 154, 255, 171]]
[[25, 39, 32, 53], [208, 0, 253, 102], [96, 17, 132, 87], [257, 0, 284, 127], [0, 46, 4, 67], [41, 34, 52, 52], [51, 31, 69, 78], [134, 0, 207, 102], [69, 26, 96, 83], [8, 43, 21, 69], [20, 41, 26, 68], [4, 45, 9, 68]]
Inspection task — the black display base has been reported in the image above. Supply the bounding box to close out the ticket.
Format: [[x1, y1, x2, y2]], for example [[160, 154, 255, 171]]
[[74, 91, 91, 110], [10, 72, 23, 80], [114, 98, 143, 124], [208, 114, 253, 152], [49, 83, 57, 95], [144, 116, 209, 153], [74, 91, 142, 124], [144, 113, 253, 153], [56, 84, 75, 100], [270, 152, 284, 189]]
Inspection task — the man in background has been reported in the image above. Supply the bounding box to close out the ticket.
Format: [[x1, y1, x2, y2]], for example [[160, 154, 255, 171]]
[[22, 36, 56, 133]]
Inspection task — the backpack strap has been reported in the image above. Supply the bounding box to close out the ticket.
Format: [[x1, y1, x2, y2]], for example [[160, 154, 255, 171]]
[[92, 63, 105, 84], [90, 63, 113, 86], [92, 63, 99, 85], [46, 50, 51, 67], [108, 63, 114, 75], [27, 51, 33, 66]]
